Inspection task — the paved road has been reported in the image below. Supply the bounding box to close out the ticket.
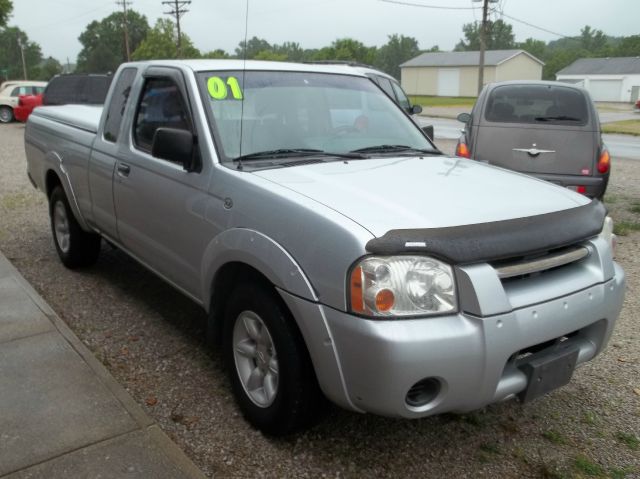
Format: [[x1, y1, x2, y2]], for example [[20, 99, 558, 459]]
[[418, 116, 640, 160]]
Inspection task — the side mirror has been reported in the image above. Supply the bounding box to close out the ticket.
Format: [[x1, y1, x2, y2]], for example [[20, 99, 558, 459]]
[[457, 112, 471, 124], [410, 104, 423, 115], [421, 125, 434, 140], [151, 127, 198, 171]]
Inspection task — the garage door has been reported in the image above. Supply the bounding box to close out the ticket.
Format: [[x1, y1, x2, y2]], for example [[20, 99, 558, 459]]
[[589, 80, 622, 102], [437, 69, 460, 96]]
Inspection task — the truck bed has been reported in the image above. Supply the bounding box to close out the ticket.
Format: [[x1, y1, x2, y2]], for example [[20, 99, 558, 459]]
[[31, 105, 103, 133]]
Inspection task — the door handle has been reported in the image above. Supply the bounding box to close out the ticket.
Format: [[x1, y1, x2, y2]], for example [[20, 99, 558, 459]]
[[117, 163, 131, 177]]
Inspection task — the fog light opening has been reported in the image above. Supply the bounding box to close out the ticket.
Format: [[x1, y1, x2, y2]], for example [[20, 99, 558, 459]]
[[406, 377, 441, 407]]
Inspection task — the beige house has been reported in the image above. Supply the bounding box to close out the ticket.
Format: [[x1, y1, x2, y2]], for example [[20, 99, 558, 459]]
[[400, 49, 544, 97]]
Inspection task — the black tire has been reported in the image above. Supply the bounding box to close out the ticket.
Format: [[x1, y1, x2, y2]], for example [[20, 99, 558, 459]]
[[49, 186, 101, 269], [223, 281, 323, 435], [0, 106, 14, 123]]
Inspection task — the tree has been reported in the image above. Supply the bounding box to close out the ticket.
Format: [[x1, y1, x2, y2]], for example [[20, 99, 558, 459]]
[[579, 25, 608, 53], [312, 38, 376, 65], [455, 19, 515, 51], [374, 34, 420, 79], [518, 38, 546, 62], [132, 18, 200, 60], [202, 49, 230, 59], [37, 57, 63, 81], [272, 42, 306, 62], [235, 37, 271, 59], [253, 50, 287, 62], [76, 10, 149, 72], [0, 0, 12, 27], [542, 48, 587, 80], [614, 35, 640, 57], [0, 27, 43, 79]]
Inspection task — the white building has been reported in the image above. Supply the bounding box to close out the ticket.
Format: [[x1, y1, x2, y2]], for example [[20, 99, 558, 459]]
[[556, 57, 640, 102], [400, 50, 543, 97]]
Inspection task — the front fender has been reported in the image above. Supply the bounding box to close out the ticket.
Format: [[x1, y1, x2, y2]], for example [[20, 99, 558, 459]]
[[200, 228, 358, 412], [201, 228, 318, 309]]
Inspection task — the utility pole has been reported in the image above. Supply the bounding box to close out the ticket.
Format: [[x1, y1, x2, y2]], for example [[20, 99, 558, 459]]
[[17, 38, 27, 80], [162, 0, 191, 58], [116, 0, 132, 61], [473, 0, 497, 94]]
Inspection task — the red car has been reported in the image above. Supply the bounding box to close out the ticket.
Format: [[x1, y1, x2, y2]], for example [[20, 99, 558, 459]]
[[14, 93, 43, 122]]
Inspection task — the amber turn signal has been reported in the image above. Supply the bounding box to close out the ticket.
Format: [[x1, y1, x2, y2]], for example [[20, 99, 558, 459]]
[[350, 266, 364, 313], [456, 142, 471, 158]]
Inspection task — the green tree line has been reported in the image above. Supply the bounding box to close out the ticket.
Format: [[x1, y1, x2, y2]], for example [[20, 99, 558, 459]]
[[1, 1, 639, 83], [454, 19, 640, 80]]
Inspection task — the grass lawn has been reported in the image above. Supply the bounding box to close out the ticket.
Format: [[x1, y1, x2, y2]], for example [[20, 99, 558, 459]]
[[409, 95, 476, 108], [602, 119, 640, 136]]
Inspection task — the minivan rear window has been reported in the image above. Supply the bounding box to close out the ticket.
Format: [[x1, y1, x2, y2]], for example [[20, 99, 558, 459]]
[[485, 84, 589, 125]]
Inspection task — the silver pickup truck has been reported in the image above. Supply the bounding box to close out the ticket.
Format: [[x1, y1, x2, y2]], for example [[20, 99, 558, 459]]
[[25, 60, 625, 435]]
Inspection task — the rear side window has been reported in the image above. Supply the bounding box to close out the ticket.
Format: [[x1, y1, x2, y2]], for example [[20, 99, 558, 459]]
[[485, 85, 589, 125], [104, 68, 137, 143], [133, 78, 192, 153], [43, 75, 113, 106]]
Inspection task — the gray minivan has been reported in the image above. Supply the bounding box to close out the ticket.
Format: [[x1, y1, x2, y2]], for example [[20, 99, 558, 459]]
[[456, 81, 610, 199]]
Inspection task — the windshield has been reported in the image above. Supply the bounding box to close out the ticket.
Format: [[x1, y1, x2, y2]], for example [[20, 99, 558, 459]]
[[197, 70, 436, 162]]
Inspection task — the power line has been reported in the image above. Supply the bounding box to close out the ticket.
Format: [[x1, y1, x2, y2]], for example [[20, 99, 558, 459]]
[[378, 0, 479, 10], [162, 0, 191, 58], [498, 11, 575, 39], [115, 0, 132, 61], [29, 2, 113, 30]]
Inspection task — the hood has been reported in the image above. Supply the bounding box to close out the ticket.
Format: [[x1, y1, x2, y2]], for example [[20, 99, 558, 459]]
[[253, 155, 589, 237]]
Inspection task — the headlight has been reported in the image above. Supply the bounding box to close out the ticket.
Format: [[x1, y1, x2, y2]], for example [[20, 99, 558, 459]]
[[599, 216, 617, 257], [349, 256, 457, 317]]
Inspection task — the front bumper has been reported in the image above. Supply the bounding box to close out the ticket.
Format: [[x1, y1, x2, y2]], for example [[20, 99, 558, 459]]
[[280, 237, 625, 418]]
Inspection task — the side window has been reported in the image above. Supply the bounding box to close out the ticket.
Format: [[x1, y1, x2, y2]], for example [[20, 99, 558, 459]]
[[133, 78, 191, 154], [103, 68, 137, 143], [376, 77, 396, 101], [391, 81, 411, 111]]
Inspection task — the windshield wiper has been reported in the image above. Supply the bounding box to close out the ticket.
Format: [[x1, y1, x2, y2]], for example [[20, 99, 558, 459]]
[[234, 149, 366, 162], [534, 115, 582, 122], [350, 144, 440, 155]]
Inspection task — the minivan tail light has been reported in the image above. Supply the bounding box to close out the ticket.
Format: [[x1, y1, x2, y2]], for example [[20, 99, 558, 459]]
[[456, 141, 470, 158], [597, 148, 610, 174]]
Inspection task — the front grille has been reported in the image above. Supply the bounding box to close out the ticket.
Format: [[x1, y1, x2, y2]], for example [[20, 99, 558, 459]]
[[491, 245, 590, 281]]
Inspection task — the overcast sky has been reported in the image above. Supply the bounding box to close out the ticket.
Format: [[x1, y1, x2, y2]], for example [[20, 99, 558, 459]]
[[10, 0, 640, 63]]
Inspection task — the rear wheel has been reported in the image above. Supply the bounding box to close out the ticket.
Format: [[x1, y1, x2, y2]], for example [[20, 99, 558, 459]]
[[0, 106, 14, 123], [223, 281, 322, 435], [49, 186, 101, 268]]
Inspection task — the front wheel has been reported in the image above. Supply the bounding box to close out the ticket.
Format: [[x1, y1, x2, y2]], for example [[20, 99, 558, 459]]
[[0, 106, 14, 123], [49, 186, 101, 268], [223, 281, 322, 435]]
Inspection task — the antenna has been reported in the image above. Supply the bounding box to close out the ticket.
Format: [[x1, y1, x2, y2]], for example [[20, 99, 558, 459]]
[[162, 0, 191, 58], [237, 0, 249, 170]]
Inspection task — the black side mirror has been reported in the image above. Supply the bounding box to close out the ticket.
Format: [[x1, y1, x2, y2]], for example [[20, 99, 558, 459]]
[[457, 112, 471, 123], [421, 125, 434, 140], [151, 127, 198, 171], [410, 104, 423, 115]]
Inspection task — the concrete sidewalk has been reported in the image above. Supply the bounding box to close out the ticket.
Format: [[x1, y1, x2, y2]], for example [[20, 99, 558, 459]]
[[0, 251, 205, 478]]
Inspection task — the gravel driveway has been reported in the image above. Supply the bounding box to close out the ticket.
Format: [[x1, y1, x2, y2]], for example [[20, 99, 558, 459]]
[[1, 123, 638, 478]]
